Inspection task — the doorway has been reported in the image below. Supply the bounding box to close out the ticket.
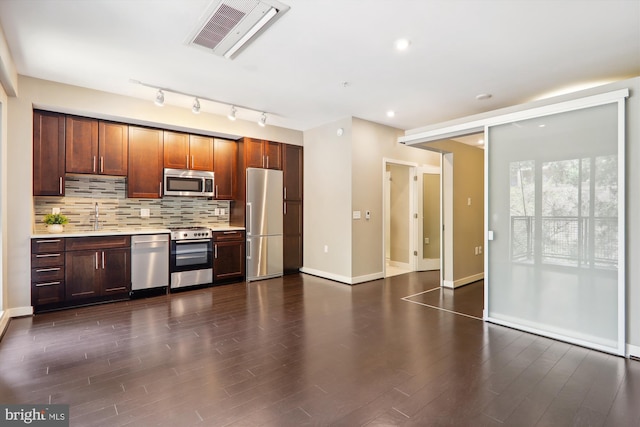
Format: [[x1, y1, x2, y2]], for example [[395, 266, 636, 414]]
[[383, 159, 443, 279]]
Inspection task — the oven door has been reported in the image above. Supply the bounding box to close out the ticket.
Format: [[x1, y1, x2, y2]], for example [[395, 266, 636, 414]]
[[170, 239, 212, 272]]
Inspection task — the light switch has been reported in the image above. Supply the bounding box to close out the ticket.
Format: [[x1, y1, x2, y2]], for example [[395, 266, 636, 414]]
[[467, 197, 472, 206], [425, 237, 429, 244], [353, 211, 361, 219]]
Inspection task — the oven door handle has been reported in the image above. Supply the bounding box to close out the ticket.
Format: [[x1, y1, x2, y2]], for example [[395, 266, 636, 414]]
[[174, 239, 211, 244], [175, 254, 207, 260]]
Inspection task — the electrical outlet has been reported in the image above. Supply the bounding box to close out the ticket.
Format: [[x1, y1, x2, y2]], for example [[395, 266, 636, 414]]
[[140, 208, 150, 218], [52, 208, 60, 214], [220, 208, 226, 215]]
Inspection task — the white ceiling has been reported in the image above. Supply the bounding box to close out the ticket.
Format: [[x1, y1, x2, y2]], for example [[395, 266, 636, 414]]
[[0, 0, 638, 132]]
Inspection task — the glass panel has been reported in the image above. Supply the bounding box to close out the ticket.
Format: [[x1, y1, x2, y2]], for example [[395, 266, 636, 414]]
[[487, 102, 620, 352]]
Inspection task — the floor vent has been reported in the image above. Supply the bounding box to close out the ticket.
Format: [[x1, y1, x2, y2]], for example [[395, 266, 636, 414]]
[[188, 0, 289, 59]]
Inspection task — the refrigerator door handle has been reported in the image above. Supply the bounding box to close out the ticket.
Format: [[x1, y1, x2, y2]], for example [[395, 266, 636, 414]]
[[246, 202, 252, 235], [246, 239, 251, 260]]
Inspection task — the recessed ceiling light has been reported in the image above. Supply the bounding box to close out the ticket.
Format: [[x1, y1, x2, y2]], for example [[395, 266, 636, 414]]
[[387, 110, 395, 118], [538, 124, 546, 128], [476, 93, 492, 101], [395, 38, 410, 51]]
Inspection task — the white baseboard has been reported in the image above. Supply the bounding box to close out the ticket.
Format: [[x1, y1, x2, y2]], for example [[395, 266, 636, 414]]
[[0, 306, 32, 340], [299, 267, 384, 285], [443, 272, 484, 289], [387, 260, 411, 270], [627, 344, 640, 360]]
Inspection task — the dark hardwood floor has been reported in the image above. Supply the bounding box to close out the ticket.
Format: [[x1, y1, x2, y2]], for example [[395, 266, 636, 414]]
[[1, 272, 638, 426]]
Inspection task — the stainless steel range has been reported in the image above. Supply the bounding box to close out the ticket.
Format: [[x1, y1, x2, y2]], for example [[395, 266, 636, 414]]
[[169, 227, 212, 290]]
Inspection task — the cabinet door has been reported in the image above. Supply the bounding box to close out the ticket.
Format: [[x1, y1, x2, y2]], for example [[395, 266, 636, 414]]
[[163, 131, 189, 169], [213, 138, 237, 199], [66, 115, 99, 174], [283, 144, 303, 200], [189, 135, 214, 171], [214, 240, 245, 282], [284, 200, 303, 273], [99, 122, 128, 175], [101, 248, 131, 295], [264, 140, 282, 170], [128, 127, 164, 198], [244, 137, 265, 168], [65, 251, 100, 300], [33, 111, 65, 196]]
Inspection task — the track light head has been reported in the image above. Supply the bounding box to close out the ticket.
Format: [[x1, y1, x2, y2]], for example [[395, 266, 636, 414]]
[[258, 112, 267, 127], [228, 106, 237, 121], [154, 89, 165, 107], [192, 98, 200, 114]]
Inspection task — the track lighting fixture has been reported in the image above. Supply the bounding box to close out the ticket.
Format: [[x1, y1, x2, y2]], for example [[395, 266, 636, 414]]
[[131, 79, 272, 125], [228, 106, 237, 121], [258, 113, 267, 127], [154, 89, 165, 106]]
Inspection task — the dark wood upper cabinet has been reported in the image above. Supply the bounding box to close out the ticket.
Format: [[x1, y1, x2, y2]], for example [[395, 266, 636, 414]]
[[244, 137, 281, 170], [128, 126, 163, 198], [213, 138, 237, 200], [65, 115, 98, 174], [163, 131, 213, 171], [33, 110, 66, 196], [66, 117, 128, 176], [283, 144, 303, 201], [189, 135, 214, 171], [163, 131, 189, 169], [99, 122, 128, 176]]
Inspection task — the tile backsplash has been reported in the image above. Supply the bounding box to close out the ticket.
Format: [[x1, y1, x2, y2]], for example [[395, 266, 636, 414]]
[[34, 175, 232, 233]]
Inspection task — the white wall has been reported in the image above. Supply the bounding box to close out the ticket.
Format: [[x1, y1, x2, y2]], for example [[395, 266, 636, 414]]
[[5, 76, 303, 313]]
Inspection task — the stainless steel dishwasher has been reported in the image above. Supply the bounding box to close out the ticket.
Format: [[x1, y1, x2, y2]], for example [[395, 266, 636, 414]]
[[131, 234, 169, 293]]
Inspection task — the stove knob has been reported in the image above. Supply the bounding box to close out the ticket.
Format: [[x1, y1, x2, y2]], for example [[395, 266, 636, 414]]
[[183, 232, 188, 238]]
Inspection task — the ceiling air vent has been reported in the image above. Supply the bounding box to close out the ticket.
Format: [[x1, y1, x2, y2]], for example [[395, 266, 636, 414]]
[[189, 0, 290, 59]]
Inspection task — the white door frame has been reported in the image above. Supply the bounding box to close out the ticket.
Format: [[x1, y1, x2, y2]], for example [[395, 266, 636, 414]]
[[415, 164, 442, 272]]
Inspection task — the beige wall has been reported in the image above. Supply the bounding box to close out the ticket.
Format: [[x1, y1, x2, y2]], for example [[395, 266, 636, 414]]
[[424, 140, 484, 284], [0, 77, 7, 314], [302, 118, 353, 279], [5, 76, 303, 313], [303, 117, 439, 283]]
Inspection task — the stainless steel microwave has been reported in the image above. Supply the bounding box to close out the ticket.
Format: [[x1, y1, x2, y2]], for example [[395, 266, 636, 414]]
[[163, 168, 214, 197]]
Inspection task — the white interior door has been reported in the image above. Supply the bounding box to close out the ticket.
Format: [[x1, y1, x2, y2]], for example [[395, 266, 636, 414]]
[[415, 166, 441, 271]]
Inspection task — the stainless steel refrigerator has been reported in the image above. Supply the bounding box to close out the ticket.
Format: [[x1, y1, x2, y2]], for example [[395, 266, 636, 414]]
[[246, 168, 283, 281]]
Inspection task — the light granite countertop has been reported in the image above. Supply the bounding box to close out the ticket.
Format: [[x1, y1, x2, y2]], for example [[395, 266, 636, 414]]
[[31, 225, 244, 239]]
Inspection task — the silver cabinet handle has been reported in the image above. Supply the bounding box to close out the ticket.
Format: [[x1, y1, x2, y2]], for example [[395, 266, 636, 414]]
[[102, 251, 105, 269], [93, 156, 97, 173], [35, 267, 60, 272], [36, 253, 61, 258], [100, 156, 104, 173], [36, 239, 61, 244], [266, 156, 269, 169], [95, 252, 99, 269], [284, 201, 287, 215], [214, 243, 218, 259], [59, 176, 63, 195], [159, 182, 162, 197], [191, 155, 194, 169], [284, 187, 287, 200], [36, 281, 61, 287], [215, 185, 218, 198]]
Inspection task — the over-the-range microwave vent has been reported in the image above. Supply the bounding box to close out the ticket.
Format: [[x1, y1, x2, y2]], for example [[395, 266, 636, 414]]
[[188, 0, 290, 59]]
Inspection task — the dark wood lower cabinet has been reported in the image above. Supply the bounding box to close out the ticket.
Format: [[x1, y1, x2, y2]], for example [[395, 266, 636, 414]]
[[213, 231, 245, 283], [284, 200, 303, 273], [65, 237, 131, 300]]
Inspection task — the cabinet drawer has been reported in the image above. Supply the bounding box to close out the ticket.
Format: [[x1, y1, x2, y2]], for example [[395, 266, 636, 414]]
[[32, 266, 65, 282], [66, 235, 131, 251], [31, 252, 64, 268], [32, 280, 64, 306], [32, 238, 65, 253], [213, 231, 245, 242]]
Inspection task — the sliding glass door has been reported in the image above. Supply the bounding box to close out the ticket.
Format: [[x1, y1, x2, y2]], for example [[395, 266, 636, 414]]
[[486, 99, 625, 355]]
